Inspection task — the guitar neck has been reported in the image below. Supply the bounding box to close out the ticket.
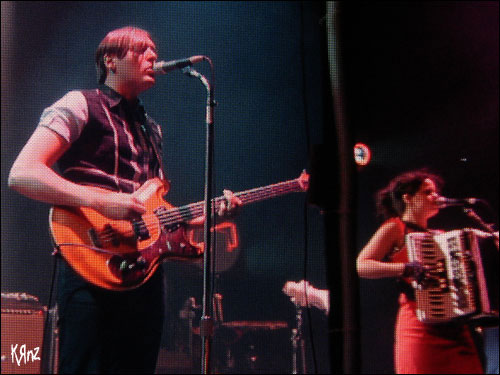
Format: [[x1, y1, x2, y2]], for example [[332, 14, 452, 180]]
[[163, 177, 305, 225], [232, 177, 305, 205]]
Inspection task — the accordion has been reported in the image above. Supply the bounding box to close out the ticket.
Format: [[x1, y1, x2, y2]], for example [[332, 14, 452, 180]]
[[406, 229, 499, 325]]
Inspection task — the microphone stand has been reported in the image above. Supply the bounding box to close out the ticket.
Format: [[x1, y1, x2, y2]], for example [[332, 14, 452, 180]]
[[291, 304, 307, 374], [463, 207, 499, 248], [182, 59, 216, 374], [463, 207, 496, 234]]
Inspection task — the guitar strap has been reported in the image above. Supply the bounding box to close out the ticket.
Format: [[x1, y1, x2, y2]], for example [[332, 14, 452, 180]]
[[138, 110, 167, 182]]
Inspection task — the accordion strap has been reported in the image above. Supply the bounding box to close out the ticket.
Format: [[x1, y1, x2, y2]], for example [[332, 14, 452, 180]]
[[402, 220, 429, 233]]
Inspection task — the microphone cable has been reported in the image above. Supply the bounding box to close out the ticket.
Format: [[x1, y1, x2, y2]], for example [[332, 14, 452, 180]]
[[41, 249, 59, 373]]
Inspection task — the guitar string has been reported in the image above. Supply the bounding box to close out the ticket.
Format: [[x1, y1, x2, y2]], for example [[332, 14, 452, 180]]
[[96, 184, 302, 244], [153, 183, 302, 229], [95, 181, 302, 244], [95, 182, 302, 244]]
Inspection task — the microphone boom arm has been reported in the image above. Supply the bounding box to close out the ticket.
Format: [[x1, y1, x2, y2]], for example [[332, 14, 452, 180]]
[[463, 208, 496, 234]]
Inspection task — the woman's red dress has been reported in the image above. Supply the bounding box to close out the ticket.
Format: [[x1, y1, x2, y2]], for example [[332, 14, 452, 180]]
[[388, 218, 483, 374]]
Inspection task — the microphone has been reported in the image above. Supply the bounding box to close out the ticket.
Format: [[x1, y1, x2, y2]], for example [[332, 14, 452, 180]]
[[153, 55, 206, 74], [436, 196, 478, 208]]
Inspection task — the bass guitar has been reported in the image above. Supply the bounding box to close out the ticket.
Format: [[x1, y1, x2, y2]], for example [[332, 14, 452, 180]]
[[50, 171, 309, 291]]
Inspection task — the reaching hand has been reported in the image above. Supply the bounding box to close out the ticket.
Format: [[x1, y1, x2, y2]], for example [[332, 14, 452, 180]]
[[218, 189, 242, 218], [283, 280, 330, 314], [402, 261, 427, 284]]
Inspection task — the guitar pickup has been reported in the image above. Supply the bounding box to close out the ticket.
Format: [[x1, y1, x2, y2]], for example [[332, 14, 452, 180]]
[[133, 219, 150, 241]]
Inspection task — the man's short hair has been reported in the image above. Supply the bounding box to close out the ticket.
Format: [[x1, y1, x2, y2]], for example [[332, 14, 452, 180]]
[[95, 26, 154, 84]]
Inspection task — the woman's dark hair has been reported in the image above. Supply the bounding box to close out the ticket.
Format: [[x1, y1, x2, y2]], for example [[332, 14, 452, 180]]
[[95, 26, 154, 84], [375, 168, 444, 220]]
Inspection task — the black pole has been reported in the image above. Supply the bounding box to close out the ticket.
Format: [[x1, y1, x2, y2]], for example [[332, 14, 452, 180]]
[[182, 60, 216, 374], [326, 2, 361, 373], [201, 114, 214, 375]]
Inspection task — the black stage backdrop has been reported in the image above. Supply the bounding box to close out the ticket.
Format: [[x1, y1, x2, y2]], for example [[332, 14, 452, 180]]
[[340, 2, 499, 373], [1, 2, 498, 374]]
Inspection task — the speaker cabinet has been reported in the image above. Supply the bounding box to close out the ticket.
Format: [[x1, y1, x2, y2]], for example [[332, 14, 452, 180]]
[[1, 309, 45, 374]]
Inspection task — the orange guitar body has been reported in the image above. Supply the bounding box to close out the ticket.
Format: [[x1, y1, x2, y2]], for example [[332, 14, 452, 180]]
[[49, 171, 309, 291], [49, 178, 202, 291]]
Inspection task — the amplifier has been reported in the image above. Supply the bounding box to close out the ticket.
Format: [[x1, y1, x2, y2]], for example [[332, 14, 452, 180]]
[[1, 293, 45, 374]]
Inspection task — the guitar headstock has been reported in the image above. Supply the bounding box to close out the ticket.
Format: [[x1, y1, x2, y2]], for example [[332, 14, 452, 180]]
[[297, 170, 309, 192]]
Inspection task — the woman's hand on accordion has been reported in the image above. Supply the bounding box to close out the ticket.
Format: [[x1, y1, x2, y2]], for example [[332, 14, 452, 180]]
[[402, 261, 430, 284]]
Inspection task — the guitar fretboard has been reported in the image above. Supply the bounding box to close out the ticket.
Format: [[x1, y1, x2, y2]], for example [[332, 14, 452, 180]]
[[157, 178, 304, 227]]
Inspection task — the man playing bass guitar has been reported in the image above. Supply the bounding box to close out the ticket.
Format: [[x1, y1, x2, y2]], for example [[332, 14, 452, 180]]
[[8, 26, 242, 374]]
